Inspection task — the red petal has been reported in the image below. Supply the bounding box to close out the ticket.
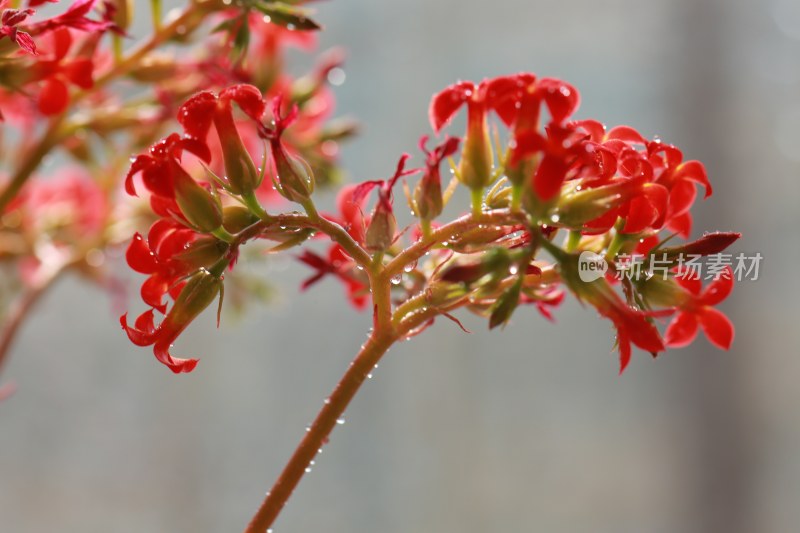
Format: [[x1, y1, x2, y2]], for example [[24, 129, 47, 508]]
[[532, 154, 568, 201], [428, 81, 473, 133], [699, 307, 734, 349], [38, 78, 69, 115], [664, 311, 699, 348], [674, 160, 712, 198], [124, 155, 150, 196], [483, 74, 525, 125], [126, 233, 158, 273], [606, 125, 646, 144], [675, 270, 703, 295], [220, 84, 266, 120], [154, 339, 199, 373], [120, 311, 157, 347], [491, 73, 533, 126], [51, 27, 71, 60], [61, 58, 94, 89], [700, 267, 734, 306], [622, 196, 654, 234], [141, 275, 168, 312], [571, 119, 606, 142], [178, 91, 217, 140], [13, 30, 37, 55], [667, 212, 692, 238], [537, 78, 580, 123], [667, 179, 697, 218]]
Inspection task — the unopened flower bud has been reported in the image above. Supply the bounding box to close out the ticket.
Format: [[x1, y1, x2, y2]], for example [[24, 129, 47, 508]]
[[489, 281, 522, 329], [271, 145, 315, 204], [174, 171, 222, 232], [173, 237, 229, 269], [364, 205, 396, 252], [222, 205, 259, 234], [414, 170, 443, 221]]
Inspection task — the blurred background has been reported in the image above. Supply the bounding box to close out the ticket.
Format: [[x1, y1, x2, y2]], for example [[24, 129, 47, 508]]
[[2, 0, 799, 532]]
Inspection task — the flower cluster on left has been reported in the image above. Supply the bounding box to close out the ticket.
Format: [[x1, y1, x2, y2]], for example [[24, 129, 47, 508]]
[[0, 0, 348, 379]]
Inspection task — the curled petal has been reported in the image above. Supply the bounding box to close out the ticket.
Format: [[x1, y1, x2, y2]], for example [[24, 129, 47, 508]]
[[664, 311, 699, 348], [571, 119, 606, 142], [674, 160, 712, 198], [125, 155, 151, 196], [667, 211, 692, 238], [154, 339, 199, 374], [699, 307, 734, 350], [428, 81, 474, 133], [120, 311, 158, 346], [606, 125, 646, 145], [220, 84, 266, 120]]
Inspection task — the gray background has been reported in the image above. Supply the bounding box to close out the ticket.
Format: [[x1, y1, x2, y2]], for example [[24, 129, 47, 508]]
[[2, 0, 799, 532]]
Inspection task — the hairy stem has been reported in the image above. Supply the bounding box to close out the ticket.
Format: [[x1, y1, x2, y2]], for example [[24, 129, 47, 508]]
[[384, 208, 526, 279], [242, 328, 397, 533]]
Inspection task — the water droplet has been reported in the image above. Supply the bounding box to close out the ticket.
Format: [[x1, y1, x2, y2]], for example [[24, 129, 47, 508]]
[[391, 274, 403, 285], [367, 373, 373, 379], [336, 418, 345, 425], [305, 425, 311, 432], [403, 260, 417, 273], [323, 398, 331, 405], [263, 15, 271, 23], [305, 467, 312, 473], [327, 67, 346, 86], [509, 265, 519, 275], [550, 214, 560, 223]]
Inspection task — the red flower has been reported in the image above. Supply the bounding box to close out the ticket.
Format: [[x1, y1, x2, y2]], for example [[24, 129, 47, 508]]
[[647, 140, 712, 237], [179, 85, 266, 196], [494, 73, 580, 129], [30, 28, 94, 115], [664, 267, 734, 350], [126, 133, 209, 201], [511, 123, 597, 201], [27, 0, 118, 35], [125, 220, 200, 313], [0, 2, 36, 54], [429, 75, 517, 190], [121, 269, 222, 373]]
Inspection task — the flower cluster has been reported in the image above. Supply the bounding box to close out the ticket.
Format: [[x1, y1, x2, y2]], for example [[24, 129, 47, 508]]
[[292, 72, 738, 373], [0, 0, 348, 374]]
